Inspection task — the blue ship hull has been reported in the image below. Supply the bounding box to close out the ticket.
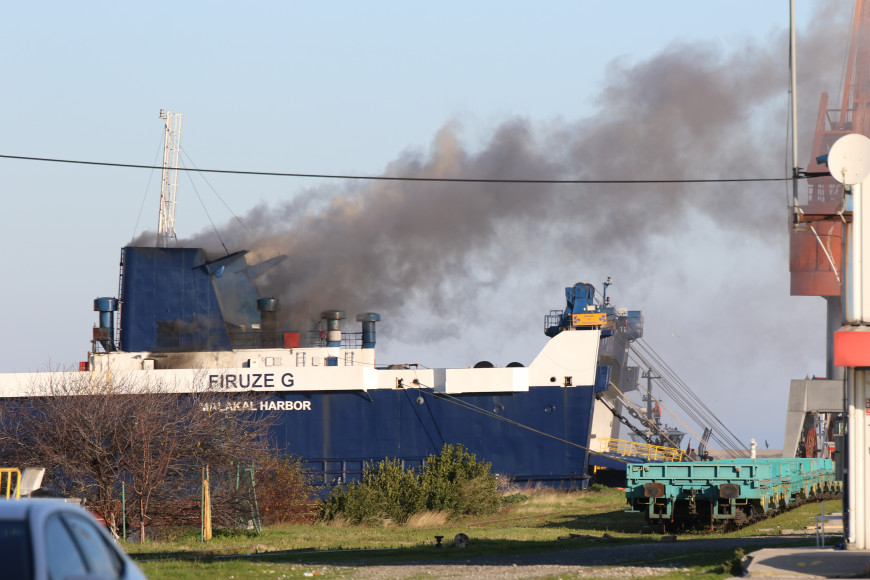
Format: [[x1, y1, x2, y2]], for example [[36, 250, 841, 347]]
[[252, 384, 597, 487]]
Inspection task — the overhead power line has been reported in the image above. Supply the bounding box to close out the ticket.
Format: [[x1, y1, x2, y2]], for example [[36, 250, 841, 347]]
[[0, 153, 792, 185]]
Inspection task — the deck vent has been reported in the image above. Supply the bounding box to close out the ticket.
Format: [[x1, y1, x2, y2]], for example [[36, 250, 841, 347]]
[[321, 310, 346, 346], [93, 297, 119, 352], [257, 297, 279, 333], [356, 312, 381, 349]]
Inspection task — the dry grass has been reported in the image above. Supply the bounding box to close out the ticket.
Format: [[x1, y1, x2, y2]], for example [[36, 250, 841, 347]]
[[405, 510, 449, 528], [127, 487, 631, 556], [322, 514, 352, 528], [505, 486, 614, 516]]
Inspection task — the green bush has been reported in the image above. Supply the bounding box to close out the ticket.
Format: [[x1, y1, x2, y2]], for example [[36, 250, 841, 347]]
[[319, 444, 500, 525], [501, 492, 529, 505], [320, 458, 422, 524], [419, 443, 499, 516]]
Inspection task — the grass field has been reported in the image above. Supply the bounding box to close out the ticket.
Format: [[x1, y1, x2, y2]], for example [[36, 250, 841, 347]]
[[128, 487, 842, 580]]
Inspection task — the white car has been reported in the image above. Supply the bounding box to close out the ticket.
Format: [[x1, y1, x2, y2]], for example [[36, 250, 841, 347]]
[[0, 499, 147, 580]]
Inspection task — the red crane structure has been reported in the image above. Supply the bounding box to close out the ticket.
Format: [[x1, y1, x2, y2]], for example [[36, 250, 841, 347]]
[[783, 3, 870, 463], [785, 0, 870, 550], [791, 1, 870, 376]]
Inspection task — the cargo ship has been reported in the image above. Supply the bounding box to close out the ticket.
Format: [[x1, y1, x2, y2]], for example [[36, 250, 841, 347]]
[[0, 245, 648, 487], [0, 112, 676, 488]]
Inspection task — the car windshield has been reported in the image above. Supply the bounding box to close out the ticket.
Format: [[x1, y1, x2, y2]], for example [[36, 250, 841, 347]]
[[0, 519, 32, 579]]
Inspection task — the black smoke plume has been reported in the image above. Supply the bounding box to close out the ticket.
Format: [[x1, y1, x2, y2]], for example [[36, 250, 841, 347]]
[[175, 4, 848, 340]]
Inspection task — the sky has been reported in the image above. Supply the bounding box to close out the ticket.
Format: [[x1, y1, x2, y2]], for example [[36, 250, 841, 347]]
[[0, 1, 853, 449]]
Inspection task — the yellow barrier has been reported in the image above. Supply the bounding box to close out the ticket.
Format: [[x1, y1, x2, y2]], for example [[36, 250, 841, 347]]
[[0, 468, 21, 500], [598, 437, 686, 462]]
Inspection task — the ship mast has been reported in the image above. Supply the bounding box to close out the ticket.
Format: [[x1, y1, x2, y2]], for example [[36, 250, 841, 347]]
[[157, 109, 183, 248]]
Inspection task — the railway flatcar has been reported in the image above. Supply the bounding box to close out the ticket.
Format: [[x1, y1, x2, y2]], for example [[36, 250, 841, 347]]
[[625, 458, 841, 530]]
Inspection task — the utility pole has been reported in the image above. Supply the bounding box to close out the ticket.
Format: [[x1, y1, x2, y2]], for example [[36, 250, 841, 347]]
[[641, 368, 661, 427]]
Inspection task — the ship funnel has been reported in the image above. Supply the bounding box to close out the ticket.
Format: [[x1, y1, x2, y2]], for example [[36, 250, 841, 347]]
[[257, 297, 279, 332], [356, 312, 381, 349], [257, 297, 280, 348], [93, 297, 118, 352], [321, 310, 346, 347]]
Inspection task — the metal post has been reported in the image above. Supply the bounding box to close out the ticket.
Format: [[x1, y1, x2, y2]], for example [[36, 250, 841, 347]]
[[121, 482, 126, 542], [824, 133, 870, 548], [847, 368, 869, 546], [200, 466, 212, 542], [849, 180, 868, 548], [789, 0, 801, 226], [247, 468, 262, 534]]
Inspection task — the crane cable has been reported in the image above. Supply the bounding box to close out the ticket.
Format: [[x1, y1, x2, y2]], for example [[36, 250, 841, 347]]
[[629, 339, 747, 454], [604, 380, 701, 459], [590, 286, 746, 456], [629, 344, 744, 454]]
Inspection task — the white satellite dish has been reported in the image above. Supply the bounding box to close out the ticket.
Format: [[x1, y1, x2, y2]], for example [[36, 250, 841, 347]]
[[828, 133, 870, 184]]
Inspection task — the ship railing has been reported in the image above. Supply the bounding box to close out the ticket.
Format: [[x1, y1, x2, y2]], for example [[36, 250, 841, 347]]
[[304, 457, 425, 488], [302, 331, 364, 349], [598, 437, 686, 463], [91, 339, 110, 355], [226, 331, 366, 350], [544, 310, 564, 331], [228, 331, 293, 349], [807, 182, 843, 204]]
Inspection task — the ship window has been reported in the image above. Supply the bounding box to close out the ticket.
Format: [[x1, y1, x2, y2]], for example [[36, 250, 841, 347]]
[[344, 352, 354, 366], [156, 320, 180, 348], [296, 352, 306, 367]]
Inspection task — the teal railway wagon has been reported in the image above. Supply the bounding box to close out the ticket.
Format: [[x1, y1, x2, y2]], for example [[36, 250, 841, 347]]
[[625, 458, 839, 528]]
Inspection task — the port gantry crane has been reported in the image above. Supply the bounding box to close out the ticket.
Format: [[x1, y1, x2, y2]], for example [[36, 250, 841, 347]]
[[786, 2, 870, 461], [787, 0, 870, 549], [791, 1, 870, 314]]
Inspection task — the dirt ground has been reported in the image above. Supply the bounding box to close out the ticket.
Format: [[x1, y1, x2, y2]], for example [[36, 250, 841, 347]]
[[289, 536, 799, 579]]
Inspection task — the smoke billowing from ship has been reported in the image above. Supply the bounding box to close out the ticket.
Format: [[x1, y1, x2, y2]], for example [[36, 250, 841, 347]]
[[180, 5, 847, 338]]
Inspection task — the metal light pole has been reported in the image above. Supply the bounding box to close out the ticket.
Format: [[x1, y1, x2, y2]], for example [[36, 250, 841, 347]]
[[827, 133, 870, 548]]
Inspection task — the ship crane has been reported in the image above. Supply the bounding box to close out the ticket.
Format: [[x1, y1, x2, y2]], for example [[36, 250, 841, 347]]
[[157, 109, 183, 248]]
